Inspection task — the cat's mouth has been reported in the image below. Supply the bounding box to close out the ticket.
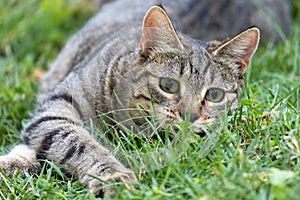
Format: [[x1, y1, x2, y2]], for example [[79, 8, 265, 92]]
[[194, 130, 206, 137], [190, 118, 218, 137], [189, 126, 207, 137]]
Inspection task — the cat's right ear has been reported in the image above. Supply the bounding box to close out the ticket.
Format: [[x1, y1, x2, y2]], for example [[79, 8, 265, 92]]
[[212, 27, 260, 75], [140, 5, 183, 56]]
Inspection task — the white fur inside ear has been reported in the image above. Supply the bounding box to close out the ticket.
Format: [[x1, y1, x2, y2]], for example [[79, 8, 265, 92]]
[[212, 27, 260, 60], [140, 5, 184, 54]]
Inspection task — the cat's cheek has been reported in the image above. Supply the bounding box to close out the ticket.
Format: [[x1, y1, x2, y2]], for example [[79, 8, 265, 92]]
[[167, 94, 178, 101], [202, 101, 228, 121], [225, 93, 239, 110], [226, 93, 237, 102], [203, 100, 224, 107], [158, 90, 178, 101]]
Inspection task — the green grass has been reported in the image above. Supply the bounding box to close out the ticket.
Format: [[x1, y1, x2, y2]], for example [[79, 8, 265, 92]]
[[1, 1, 300, 199]]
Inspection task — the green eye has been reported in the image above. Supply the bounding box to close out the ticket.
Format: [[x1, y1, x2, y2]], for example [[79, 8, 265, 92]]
[[205, 88, 225, 103], [159, 78, 180, 94]]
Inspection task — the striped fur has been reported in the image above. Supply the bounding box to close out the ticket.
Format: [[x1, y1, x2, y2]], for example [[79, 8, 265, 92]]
[[0, 1, 263, 197]]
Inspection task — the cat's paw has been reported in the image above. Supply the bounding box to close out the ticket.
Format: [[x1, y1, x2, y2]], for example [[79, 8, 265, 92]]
[[0, 144, 41, 180], [86, 168, 137, 198]]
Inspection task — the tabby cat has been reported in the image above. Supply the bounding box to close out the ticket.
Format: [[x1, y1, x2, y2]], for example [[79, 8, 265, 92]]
[[0, 1, 261, 198]]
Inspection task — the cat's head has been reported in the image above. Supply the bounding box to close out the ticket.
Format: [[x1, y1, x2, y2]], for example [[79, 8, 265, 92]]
[[113, 6, 260, 134]]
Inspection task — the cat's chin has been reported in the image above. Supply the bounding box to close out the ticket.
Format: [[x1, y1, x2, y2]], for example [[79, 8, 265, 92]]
[[194, 130, 206, 137], [190, 118, 220, 138], [189, 126, 208, 137]]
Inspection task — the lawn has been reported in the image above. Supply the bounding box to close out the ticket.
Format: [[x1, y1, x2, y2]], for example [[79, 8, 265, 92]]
[[0, 0, 299, 199]]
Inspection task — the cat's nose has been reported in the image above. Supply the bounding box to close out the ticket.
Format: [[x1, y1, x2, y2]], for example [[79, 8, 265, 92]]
[[180, 112, 199, 123]]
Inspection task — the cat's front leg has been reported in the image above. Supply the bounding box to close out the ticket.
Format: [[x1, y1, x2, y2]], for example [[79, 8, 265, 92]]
[[21, 93, 137, 197], [60, 136, 137, 198]]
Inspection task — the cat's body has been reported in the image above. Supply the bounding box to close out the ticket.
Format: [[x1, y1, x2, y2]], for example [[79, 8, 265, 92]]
[[1, 0, 290, 197]]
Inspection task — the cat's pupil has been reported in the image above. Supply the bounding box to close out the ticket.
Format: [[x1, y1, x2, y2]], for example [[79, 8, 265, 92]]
[[210, 89, 218, 99], [166, 79, 173, 89], [159, 78, 179, 94]]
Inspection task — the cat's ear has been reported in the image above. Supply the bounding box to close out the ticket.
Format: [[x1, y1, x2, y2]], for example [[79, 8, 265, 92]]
[[212, 27, 260, 74], [140, 5, 183, 55]]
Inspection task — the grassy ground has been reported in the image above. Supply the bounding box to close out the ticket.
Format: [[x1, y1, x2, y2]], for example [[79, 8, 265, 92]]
[[0, 0, 299, 199]]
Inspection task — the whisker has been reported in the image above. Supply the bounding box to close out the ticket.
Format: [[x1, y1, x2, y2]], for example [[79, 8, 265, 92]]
[[148, 120, 167, 137], [113, 70, 134, 88], [115, 115, 156, 126], [97, 107, 142, 117], [99, 115, 157, 134]]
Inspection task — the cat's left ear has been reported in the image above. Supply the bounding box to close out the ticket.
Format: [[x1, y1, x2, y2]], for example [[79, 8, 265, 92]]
[[212, 27, 260, 74], [140, 5, 184, 55]]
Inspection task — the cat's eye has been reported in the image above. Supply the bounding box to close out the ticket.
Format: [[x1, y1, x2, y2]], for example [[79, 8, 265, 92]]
[[205, 88, 225, 103], [159, 78, 180, 94]]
